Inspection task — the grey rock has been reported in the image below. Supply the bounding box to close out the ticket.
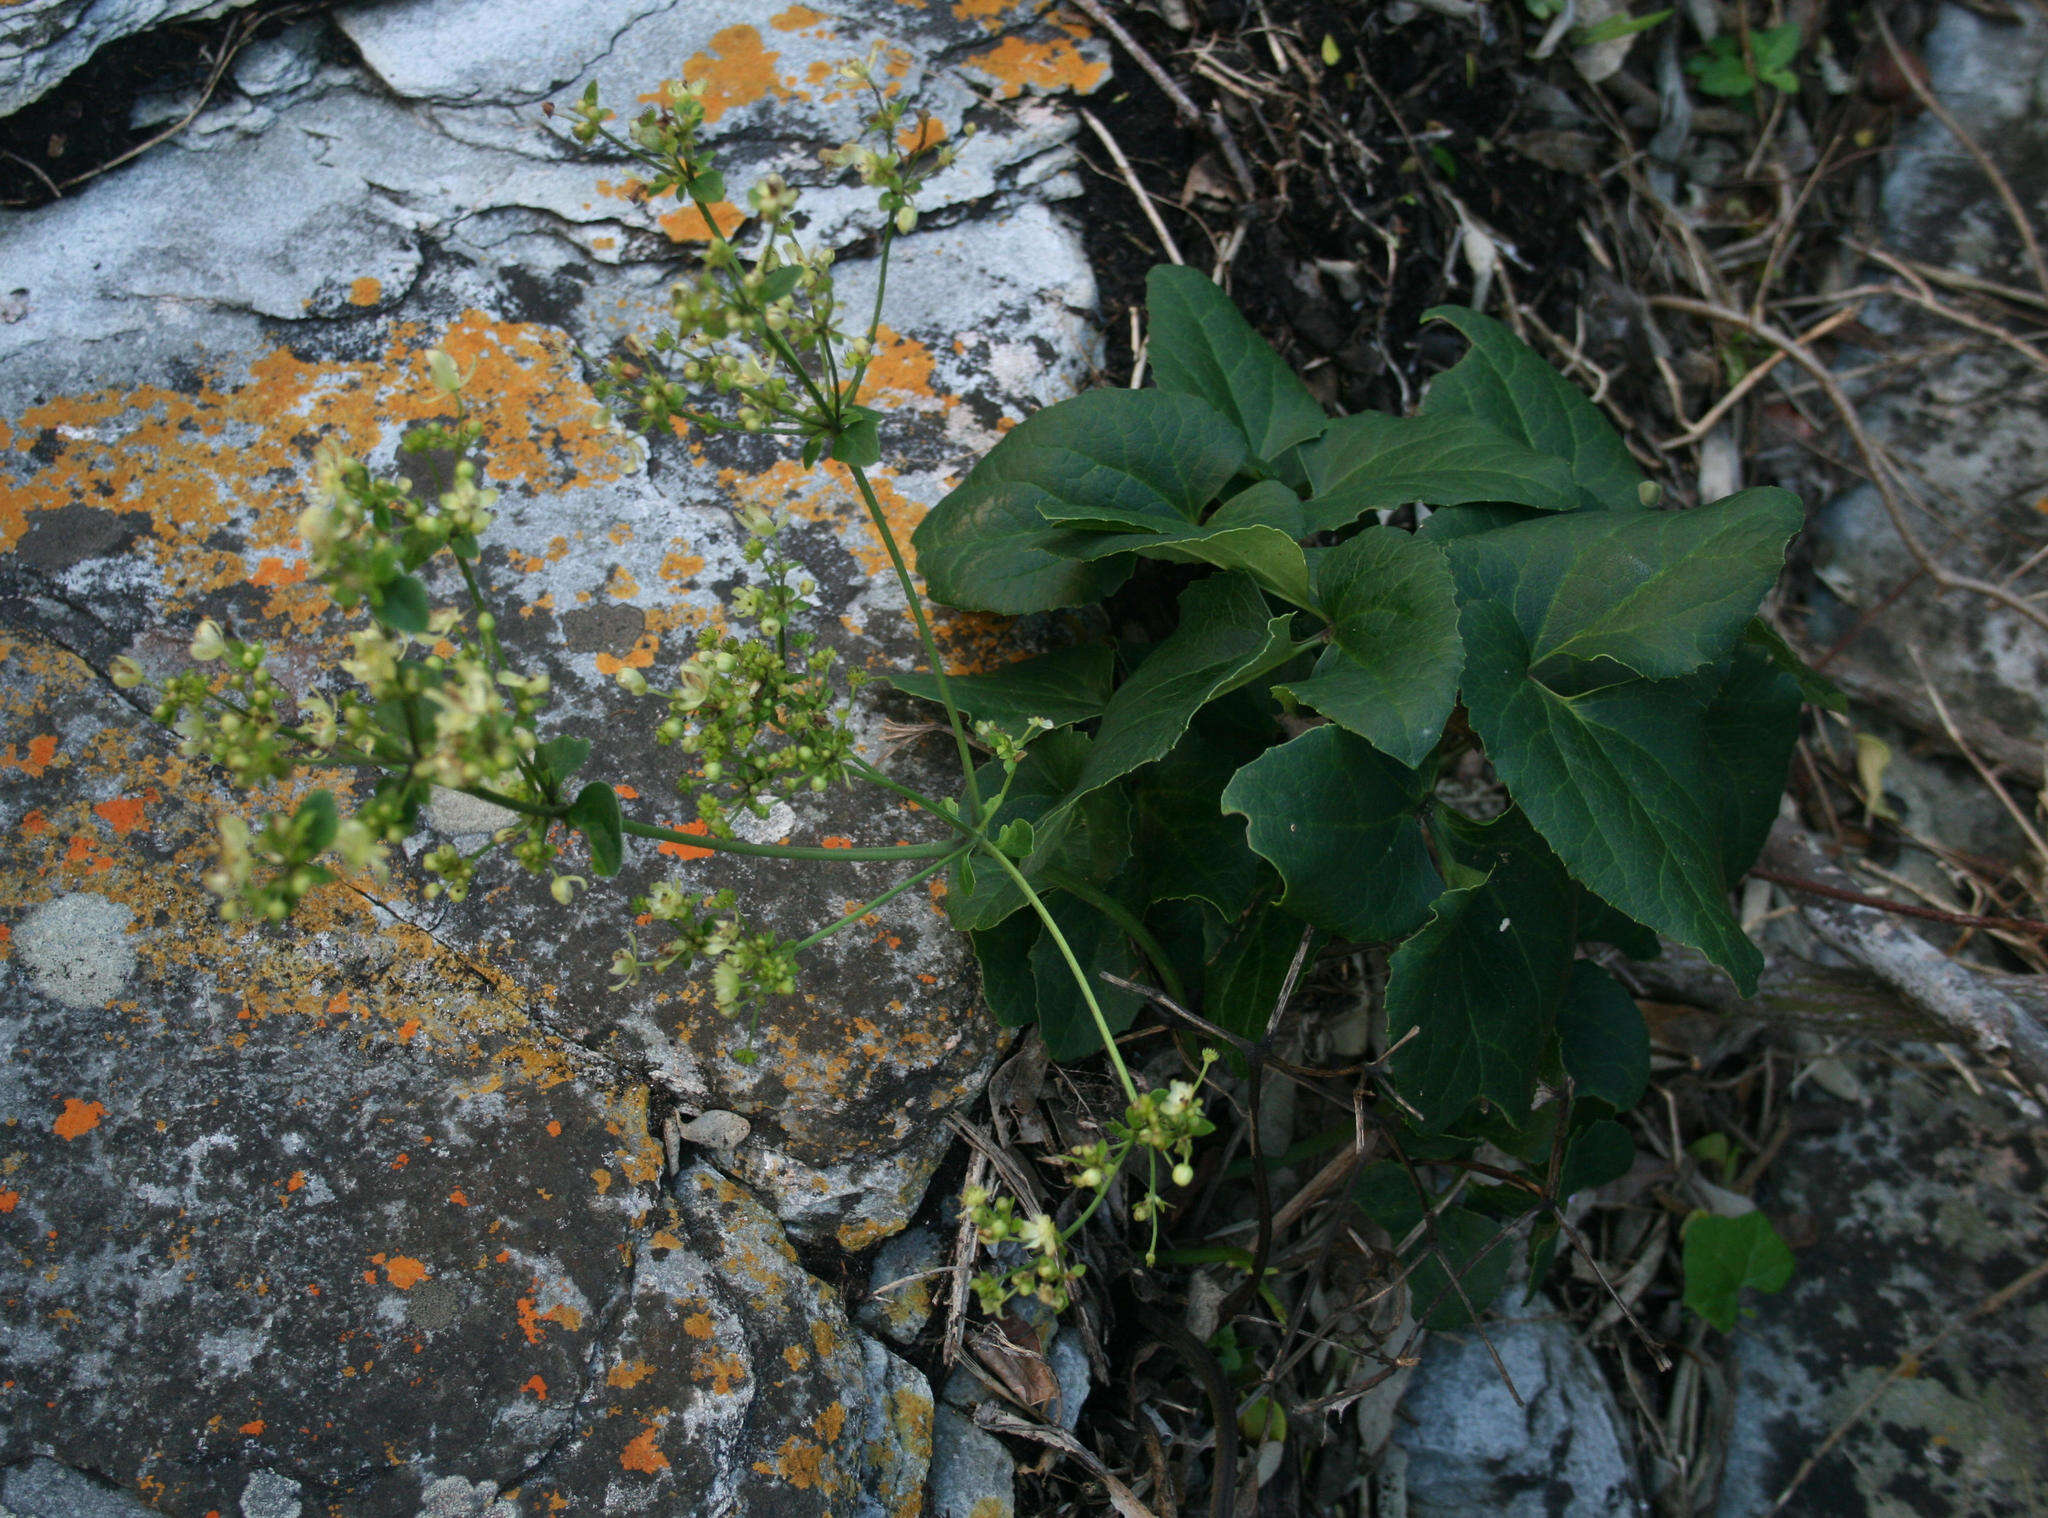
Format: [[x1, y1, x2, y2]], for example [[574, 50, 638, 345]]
[[1715, 1060, 2048, 1517], [0, 0, 255, 119], [1048, 1329, 1091, 1432], [10, 891, 135, 1010], [0, 0, 1106, 1250], [1805, 5, 2048, 757], [1393, 1291, 1644, 1518], [858, 1223, 946, 1346], [0, 1, 1112, 1510], [930, 1407, 1016, 1518], [0, 1460, 156, 1518]]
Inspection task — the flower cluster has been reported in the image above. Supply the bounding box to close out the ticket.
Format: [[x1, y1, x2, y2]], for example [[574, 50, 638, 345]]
[[608, 882, 799, 1047], [617, 508, 859, 835], [559, 63, 963, 455], [963, 1185, 1086, 1315]]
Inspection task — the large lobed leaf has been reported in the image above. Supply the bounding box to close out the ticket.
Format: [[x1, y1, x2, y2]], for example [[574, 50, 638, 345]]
[[1220, 725, 1440, 942], [1421, 306, 1646, 513], [1301, 412, 1582, 531], [913, 388, 1245, 612], [1146, 265, 1329, 462], [1275, 527, 1463, 767], [1448, 491, 1806, 993]]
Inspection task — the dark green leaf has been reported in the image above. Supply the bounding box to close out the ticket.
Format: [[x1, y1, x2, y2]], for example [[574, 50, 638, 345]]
[[1274, 528, 1462, 767], [1556, 961, 1650, 1113], [967, 388, 1248, 532], [1208, 478, 1311, 536], [1558, 1118, 1636, 1196], [913, 388, 1245, 611], [1384, 827, 1578, 1132], [1221, 725, 1440, 941], [1128, 712, 1271, 912], [1410, 1207, 1515, 1329], [538, 735, 592, 786], [1449, 492, 1806, 992], [685, 168, 726, 203], [911, 478, 1134, 613], [565, 781, 624, 877], [1059, 516, 1315, 610], [1146, 265, 1328, 462], [828, 407, 881, 468], [1683, 1210, 1794, 1330], [1743, 617, 1846, 712], [1029, 893, 1144, 1060], [1701, 642, 1804, 885], [1458, 598, 1760, 990], [890, 645, 1114, 730], [1077, 573, 1297, 796], [1205, 901, 1315, 1041], [374, 574, 432, 634], [1302, 412, 1582, 532], [1448, 490, 1804, 683], [294, 789, 340, 855], [1421, 306, 1646, 512], [1414, 502, 1547, 544], [972, 911, 1042, 1028], [1576, 893, 1661, 960]]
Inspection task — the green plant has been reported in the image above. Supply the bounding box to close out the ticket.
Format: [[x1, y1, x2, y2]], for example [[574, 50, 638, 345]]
[[908, 264, 1832, 1321], [1683, 1209, 1794, 1329], [1688, 22, 1803, 98], [128, 50, 1830, 1339]]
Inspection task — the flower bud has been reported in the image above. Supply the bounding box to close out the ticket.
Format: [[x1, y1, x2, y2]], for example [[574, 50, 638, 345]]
[[110, 655, 146, 689], [189, 619, 228, 662], [425, 348, 465, 396], [615, 666, 650, 695]]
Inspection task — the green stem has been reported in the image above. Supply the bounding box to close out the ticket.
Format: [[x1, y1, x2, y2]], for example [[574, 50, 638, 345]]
[[462, 784, 955, 862], [790, 848, 967, 954], [1040, 869, 1188, 1008], [1059, 1138, 1135, 1241], [842, 225, 895, 401], [986, 847, 1139, 1103], [843, 755, 970, 830], [844, 461, 983, 823]]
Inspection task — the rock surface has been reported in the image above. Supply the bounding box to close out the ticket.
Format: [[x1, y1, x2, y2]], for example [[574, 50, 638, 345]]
[[1391, 1290, 1645, 1518], [1715, 1060, 2048, 1517], [1, 0, 1110, 1509], [0, 0, 253, 118], [1806, 4, 2048, 762]]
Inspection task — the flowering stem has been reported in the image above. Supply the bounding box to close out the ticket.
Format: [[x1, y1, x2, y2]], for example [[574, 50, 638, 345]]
[[987, 847, 1139, 1104], [1060, 1139, 1135, 1242], [789, 846, 969, 954], [1040, 868, 1188, 1008], [844, 461, 983, 824], [461, 783, 955, 862]]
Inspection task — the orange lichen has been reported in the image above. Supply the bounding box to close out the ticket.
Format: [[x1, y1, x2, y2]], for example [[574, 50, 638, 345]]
[[754, 1435, 827, 1490], [348, 278, 383, 307], [1, 735, 59, 779], [91, 796, 149, 835], [682, 1309, 715, 1340], [963, 34, 1106, 96], [620, 1424, 671, 1474], [52, 1099, 105, 1141], [899, 115, 948, 152], [771, 4, 829, 28], [524, 1374, 549, 1399], [859, 326, 946, 408], [683, 25, 796, 123], [608, 1359, 656, 1389], [952, 0, 1011, 25], [0, 314, 631, 614], [655, 818, 715, 861], [697, 1350, 748, 1394], [659, 200, 749, 243], [377, 1254, 428, 1289], [0, 1190, 18, 1213]]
